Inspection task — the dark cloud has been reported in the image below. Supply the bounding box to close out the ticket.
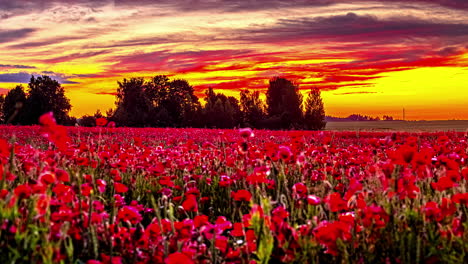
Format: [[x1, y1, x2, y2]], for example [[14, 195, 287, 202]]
[[112, 0, 468, 11], [111, 49, 255, 73], [113, 0, 334, 11], [82, 35, 194, 50], [0, 64, 36, 69], [42, 71, 100, 78], [93, 91, 117, 95], [1, 0, 468, 17], [0, 0, 111, 12], [0, 28, 36, 44], [436, 46, 466, 56], [239, 12, 468, 44], [0, 72, 78, 84]]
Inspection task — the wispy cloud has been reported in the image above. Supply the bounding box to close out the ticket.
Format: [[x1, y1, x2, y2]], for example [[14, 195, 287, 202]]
[[0, 72, 78, 84], [237, 12, 468, 45], [0, 28, 36, 43], [0, 64, 36, 69], [333, 91, 379, 95]]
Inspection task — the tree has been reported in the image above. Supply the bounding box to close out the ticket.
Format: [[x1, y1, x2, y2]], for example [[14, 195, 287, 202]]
[[3, 85, 27, 124], [0, 94, 4, 123], [113, 77, 150, 127], [202, 88, 241, 128], [303, 88, 326, 130], [78, 110, 105, 127], [23, 76, 72, 125], [266, 77, 303, 129], [113, 75, 202, 127], [78, 115, 96, 127], [383, 115, 394, 121], [145, 76, 201, 127], [239, 89, 265, 128]]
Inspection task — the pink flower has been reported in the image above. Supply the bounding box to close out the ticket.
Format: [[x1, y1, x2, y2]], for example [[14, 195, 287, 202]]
[[239, 128, 254, 138]]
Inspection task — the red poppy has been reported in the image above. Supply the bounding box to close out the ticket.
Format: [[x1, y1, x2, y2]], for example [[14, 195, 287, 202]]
[[0, 189, 8, 199], [231, 222, 244, 237], [56, 169, 70, 182], [117, 206, 142, 224], [39, 172, 56, 185], [39, 112, 56, 126], [0, 138, 9, 157], [278, 146, 293, 161], [215, 235, 229, 252], [452, 193, 468, 206], [96, 117, 108, 127], [314, 219, 353, 256], [325, 192, 348, 212], [423, 201, 442, 221], [164, 252, 194, 264], [231, 189, 252, 202], [431, 176, 456, 192], [292, 182, 308, 199], [182, 195, 198, 212], [14, 184, 31, 199], [114, 182, 128, 193], [194, 215, 209, 228]]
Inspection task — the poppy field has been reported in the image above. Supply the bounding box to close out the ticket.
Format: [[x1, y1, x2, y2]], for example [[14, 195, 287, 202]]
[[1, 117, 468, 263]]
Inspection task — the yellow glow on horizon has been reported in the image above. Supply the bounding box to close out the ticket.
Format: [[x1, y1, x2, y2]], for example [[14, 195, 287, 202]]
[[322, 66, 468, 120], [66, 90, 115, 117]]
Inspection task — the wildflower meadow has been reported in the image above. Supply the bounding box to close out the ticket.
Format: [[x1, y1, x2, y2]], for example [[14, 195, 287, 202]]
[[1, 114, 468, 263]]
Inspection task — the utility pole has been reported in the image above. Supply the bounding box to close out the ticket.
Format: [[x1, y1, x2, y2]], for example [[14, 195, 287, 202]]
[[403, 108, 405, 121]]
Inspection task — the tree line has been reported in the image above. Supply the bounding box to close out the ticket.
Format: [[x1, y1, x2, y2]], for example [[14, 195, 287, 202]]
[[0, 75, 326, 130], [326, 114, 395, 122]]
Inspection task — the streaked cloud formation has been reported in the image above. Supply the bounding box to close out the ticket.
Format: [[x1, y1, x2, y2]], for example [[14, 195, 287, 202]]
[[0, 0, 467, 119]]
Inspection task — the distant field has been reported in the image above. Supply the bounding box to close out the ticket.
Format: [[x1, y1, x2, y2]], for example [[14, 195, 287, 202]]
[[325, 120, 468, 132]]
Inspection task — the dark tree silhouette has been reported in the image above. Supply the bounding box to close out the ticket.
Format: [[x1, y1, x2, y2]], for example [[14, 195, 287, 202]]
[[113, 77, 150, 127], [23, 76, 72, 125], [3, 85, 27, 124], [0, 94, 4, 123], [113, 75, 201, 127], [203, 88, 241, 128], [383, 115, 394, 121], [303, 88, 326, 130], [239, 89, 265, 128], [266, 77, 303, 129], [78, 110, 105, 127], [145, 76, 201, 127]]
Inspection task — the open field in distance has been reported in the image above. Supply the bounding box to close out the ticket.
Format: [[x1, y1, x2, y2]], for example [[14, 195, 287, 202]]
[[325, 120, 468, 132]]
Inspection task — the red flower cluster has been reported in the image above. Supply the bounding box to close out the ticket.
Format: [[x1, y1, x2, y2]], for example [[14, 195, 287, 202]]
[[0, 126, 467, 263]]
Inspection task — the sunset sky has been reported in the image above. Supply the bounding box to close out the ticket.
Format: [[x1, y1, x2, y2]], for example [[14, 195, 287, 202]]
[[1, 0, 468, 120]]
